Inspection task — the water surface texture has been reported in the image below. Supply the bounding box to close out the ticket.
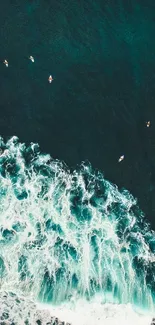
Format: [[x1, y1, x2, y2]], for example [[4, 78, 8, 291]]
[[1, 0, 155, 222], [0, 137, 154, 323], [0, 0, 155, 323]]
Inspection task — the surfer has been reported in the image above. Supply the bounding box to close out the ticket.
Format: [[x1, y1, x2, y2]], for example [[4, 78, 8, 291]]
[[146, 121, 150, 127], [3, 59, 8, 67], [29, 56, 34, 62], [48, 75, 53, 83], [118, 155, 124, 163]]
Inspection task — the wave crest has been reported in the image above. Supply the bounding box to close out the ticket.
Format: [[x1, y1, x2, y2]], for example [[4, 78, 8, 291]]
[[0, 136, 154, 311]]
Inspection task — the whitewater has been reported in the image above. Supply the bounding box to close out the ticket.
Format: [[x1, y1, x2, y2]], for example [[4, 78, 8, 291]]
[[0, 136, 154, 324]]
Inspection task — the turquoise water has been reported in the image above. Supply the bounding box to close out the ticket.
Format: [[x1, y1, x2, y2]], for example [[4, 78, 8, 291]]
[[0, 137, 155, 319]]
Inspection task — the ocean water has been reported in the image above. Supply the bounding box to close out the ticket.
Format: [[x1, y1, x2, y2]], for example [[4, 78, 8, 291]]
[[1, 0, 155, 224], [1, 0, 155, 323], [0, 136, 154, 323]]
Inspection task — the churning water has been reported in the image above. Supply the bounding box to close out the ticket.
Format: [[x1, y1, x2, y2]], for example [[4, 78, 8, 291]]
[[0, 136, 154, 324]]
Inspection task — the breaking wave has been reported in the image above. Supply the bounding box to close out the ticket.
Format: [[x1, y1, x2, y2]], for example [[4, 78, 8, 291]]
[[0, 136, 154, 323]]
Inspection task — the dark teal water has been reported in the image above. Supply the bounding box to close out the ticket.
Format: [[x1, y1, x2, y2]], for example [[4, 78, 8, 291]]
[[0, 0, 155, 226]]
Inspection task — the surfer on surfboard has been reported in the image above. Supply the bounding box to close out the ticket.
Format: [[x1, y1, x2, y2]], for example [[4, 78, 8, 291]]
[[3, 59, 8, 67], [29, 56, 34, 62], [118, 155, 124, 163], [48, 75, 53, 83]]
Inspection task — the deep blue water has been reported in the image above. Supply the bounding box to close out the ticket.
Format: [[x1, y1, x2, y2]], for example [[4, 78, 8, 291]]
[[0, 0, 155, 224]]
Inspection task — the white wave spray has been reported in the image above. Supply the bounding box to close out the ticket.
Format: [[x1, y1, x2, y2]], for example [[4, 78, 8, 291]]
[[0, 136, 154, 323]]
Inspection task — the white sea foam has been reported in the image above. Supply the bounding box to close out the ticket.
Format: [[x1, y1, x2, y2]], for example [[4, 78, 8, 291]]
[[0, 136, 155, 321], [39, 297, 153, 325], [0, 291, 152, 325]]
